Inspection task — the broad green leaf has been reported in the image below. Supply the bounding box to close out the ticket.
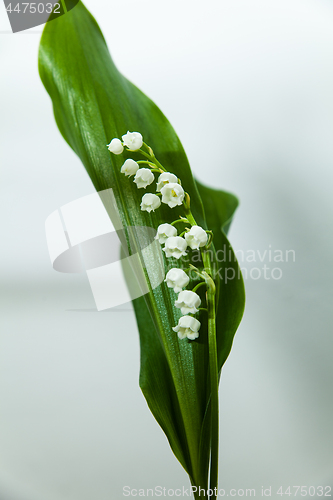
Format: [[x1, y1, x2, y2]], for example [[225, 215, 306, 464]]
[[38, 2, 245, 490]]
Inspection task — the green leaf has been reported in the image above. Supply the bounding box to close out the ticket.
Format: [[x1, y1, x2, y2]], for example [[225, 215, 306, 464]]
[[38, 2, 245, 491]]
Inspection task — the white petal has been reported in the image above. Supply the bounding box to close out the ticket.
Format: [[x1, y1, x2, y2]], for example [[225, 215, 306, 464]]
[[164, 268, 189, 292], [120, 159, 139, 177], [156, 172, 178, 192], [163, 236, 187, 259], [187, 330, 200, 340], [107, 138, 123, 155], [185, 225, 208, 249], [160, 183, 185, 208], [173, 315, 201, 340], [134, 168, 155, 189], [140, 193, 161, 212], [122, 131, 143, 151], [156, 223, 177, 244]]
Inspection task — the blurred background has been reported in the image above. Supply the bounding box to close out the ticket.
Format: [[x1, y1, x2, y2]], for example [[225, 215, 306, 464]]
[[1, 0, 333, 498]]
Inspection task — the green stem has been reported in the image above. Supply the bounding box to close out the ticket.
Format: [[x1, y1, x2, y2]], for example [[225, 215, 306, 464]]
[[192, 281, 206, 293], [138, 148, 158, 163], [170, 218, 190, 226], [203, 255, 218, 500], [137, 160, 156, 166], [185, 206, 219, 499], [206, 231, 214, 249], [140, 144, 166, 171], [150, 155, 165, 171]]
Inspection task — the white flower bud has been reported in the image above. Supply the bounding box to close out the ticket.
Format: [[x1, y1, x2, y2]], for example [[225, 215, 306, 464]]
[[160, 183, 185, 208], [163, 236, 187, 259], [140, 193, 161, 213], [107, 138, 124, 155], [155, 223, 177, 244], [172, 316, 201, 340], [122, 131, 143, 151], [120, 159, 139, 177], [156, 172, 178, 192], [164, 268, 189, 293], [134, 168, 155, 189], [185, 225, 208, 249], [175, 290, 201, 315]]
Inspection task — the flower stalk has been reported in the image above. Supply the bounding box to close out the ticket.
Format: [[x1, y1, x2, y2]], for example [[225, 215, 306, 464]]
[[108, 131, 219, 497]]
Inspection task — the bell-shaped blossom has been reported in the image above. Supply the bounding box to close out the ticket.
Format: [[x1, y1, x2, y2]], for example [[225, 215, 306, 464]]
[[156, 172, 178, 192], [107, 138, 123, 155], [160, 183, 185, 208], [185, 225, 208, 249], [120, 159, 139, 177], [164, 268, 189, 293], [134, 168, 155, 189], [163, 236, 187, 259], [140, 193, 161, 213], [175, 290, 201, 315], [122, 131, 143, 151], [155, 223, 177, 244], [173, 316, 201, 340]]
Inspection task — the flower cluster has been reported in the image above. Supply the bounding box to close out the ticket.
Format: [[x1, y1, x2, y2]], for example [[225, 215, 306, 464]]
[[107, 131, 211, 341], [108, 132, 186, 213], [157, 224, 208, 340]]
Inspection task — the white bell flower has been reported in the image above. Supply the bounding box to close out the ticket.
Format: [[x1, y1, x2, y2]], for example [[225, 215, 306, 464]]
[[155, 223, 177, 244], [156, 172, 178, 192], [175, 290, 201, 315], [140, 193, 161, 213], [160, 183, 185, 208], [122, 131, 143, 151], [185, 225, 208, 249], [120, 159, 139, 177], [163, 236, 187, 259], [107, 138, 124, 155], [134, 168, 155, 189], [173, 316, 201, 340], [164, 268, 190, 293]]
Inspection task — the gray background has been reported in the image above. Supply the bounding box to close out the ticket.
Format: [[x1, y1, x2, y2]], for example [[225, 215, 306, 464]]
[[1, 0, 333, 498]]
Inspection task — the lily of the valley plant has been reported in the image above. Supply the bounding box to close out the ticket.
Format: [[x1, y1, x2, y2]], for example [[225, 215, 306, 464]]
[[39, 4, 245, 499]]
